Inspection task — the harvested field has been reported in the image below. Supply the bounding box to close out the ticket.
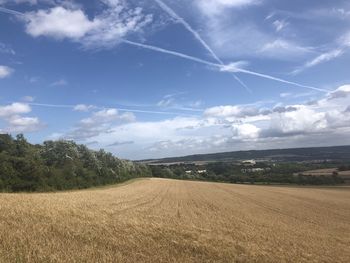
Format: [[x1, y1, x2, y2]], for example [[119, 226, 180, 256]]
[[0, 178, 349, 262]]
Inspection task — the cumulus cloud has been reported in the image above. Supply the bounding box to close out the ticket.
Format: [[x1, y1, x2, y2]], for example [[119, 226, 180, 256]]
[[0, 103, 31, 117], [206, 85, 350, 141], [22, 2, 153, 49], [49, 84, 350, 159], [232, 123, 260, 139], [327, 85, 350, 100], [204, 104, 298, 119], [0, 65, 13, 78], [0, 103, 43, 133], [65, 108, 136, 141], [204, 105, 259, 118], [25, 7, 100, 39], [73, 104, 96, 112]]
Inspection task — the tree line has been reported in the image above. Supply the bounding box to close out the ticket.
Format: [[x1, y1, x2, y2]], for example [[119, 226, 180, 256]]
[[0, 134, 151, 192]]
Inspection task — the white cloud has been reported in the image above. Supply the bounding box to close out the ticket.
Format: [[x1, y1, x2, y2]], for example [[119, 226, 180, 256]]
[[0, 103, 31, 117], [327, 85, 350, 100], [22, 3, 153, 49], [272, 19, 288, 32], [49, 84, 350, 159], [156, 92, 204, 111], [259, 39, 313, 60], [294, 32, 350, 74], [0, 103, 43, 133], [50, 79, 67, 86], [0, 42, 15, 55], [232, 123, 260, 139], [189, 0, 313, 61], [21, 96, 35, 102], [293, 49, 344, 75], [73, 104, 95, 112], [0, 65, 13, 78], [195, 0, 259, 16], [65, 108, 136, 140], [204, 105, 259, 118], [5, 115, 42, 132], [25, 7, 100, 39]]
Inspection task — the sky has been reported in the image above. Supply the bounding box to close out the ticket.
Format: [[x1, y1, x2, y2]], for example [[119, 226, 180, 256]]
[[0, 0, 350, 160]]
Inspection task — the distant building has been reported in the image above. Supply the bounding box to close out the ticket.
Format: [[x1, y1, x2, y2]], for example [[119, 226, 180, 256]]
[[185, 170, 192, 174], [197, 170, 207, 174], [241, 160, 256, 166]]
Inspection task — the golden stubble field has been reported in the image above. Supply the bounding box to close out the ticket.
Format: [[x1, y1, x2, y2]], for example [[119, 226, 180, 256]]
[[0, 178, 349, 263]]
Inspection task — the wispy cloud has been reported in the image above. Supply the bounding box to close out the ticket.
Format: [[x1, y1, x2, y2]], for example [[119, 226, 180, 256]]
[[50, 79, 67, 86], [293, 49, 345, 75], [0, 42, 15, 55], [272, 19, 289, 32], [156, 92, 204, 112], [21, 96, 35, 102], [107, 141, 134, 147], [0, 65, 13, 78]]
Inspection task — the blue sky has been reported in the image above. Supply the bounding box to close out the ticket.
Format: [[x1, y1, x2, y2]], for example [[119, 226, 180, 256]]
[[1, 0, 350, 159]]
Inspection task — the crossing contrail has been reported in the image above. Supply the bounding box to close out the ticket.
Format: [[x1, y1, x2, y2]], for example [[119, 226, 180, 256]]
[[0, 5, 325, 93], [153, 0, 251, 93], [122, 39, 326, 92]]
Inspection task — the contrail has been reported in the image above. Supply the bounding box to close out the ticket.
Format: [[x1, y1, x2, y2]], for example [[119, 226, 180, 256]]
[[153, 0, 222, 63], [1, 5, 324, 93], [153, 0, 251, 93], [27, 102, 200, 116], [227, 68, 328, 92], [0, 6, 25, 16], [122, 39, 219, 67], [28, 103, 75, 108], [122, 39, 326, 92]]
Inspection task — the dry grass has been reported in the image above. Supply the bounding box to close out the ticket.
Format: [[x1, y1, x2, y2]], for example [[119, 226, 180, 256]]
[[0, 178, 350, 262]]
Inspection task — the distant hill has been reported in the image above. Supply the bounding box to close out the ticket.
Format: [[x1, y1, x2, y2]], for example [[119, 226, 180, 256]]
[[141, 145, 350, 164]]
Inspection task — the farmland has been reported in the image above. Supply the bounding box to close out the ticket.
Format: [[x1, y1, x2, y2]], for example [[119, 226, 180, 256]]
[[0, 178, 349, 262]]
